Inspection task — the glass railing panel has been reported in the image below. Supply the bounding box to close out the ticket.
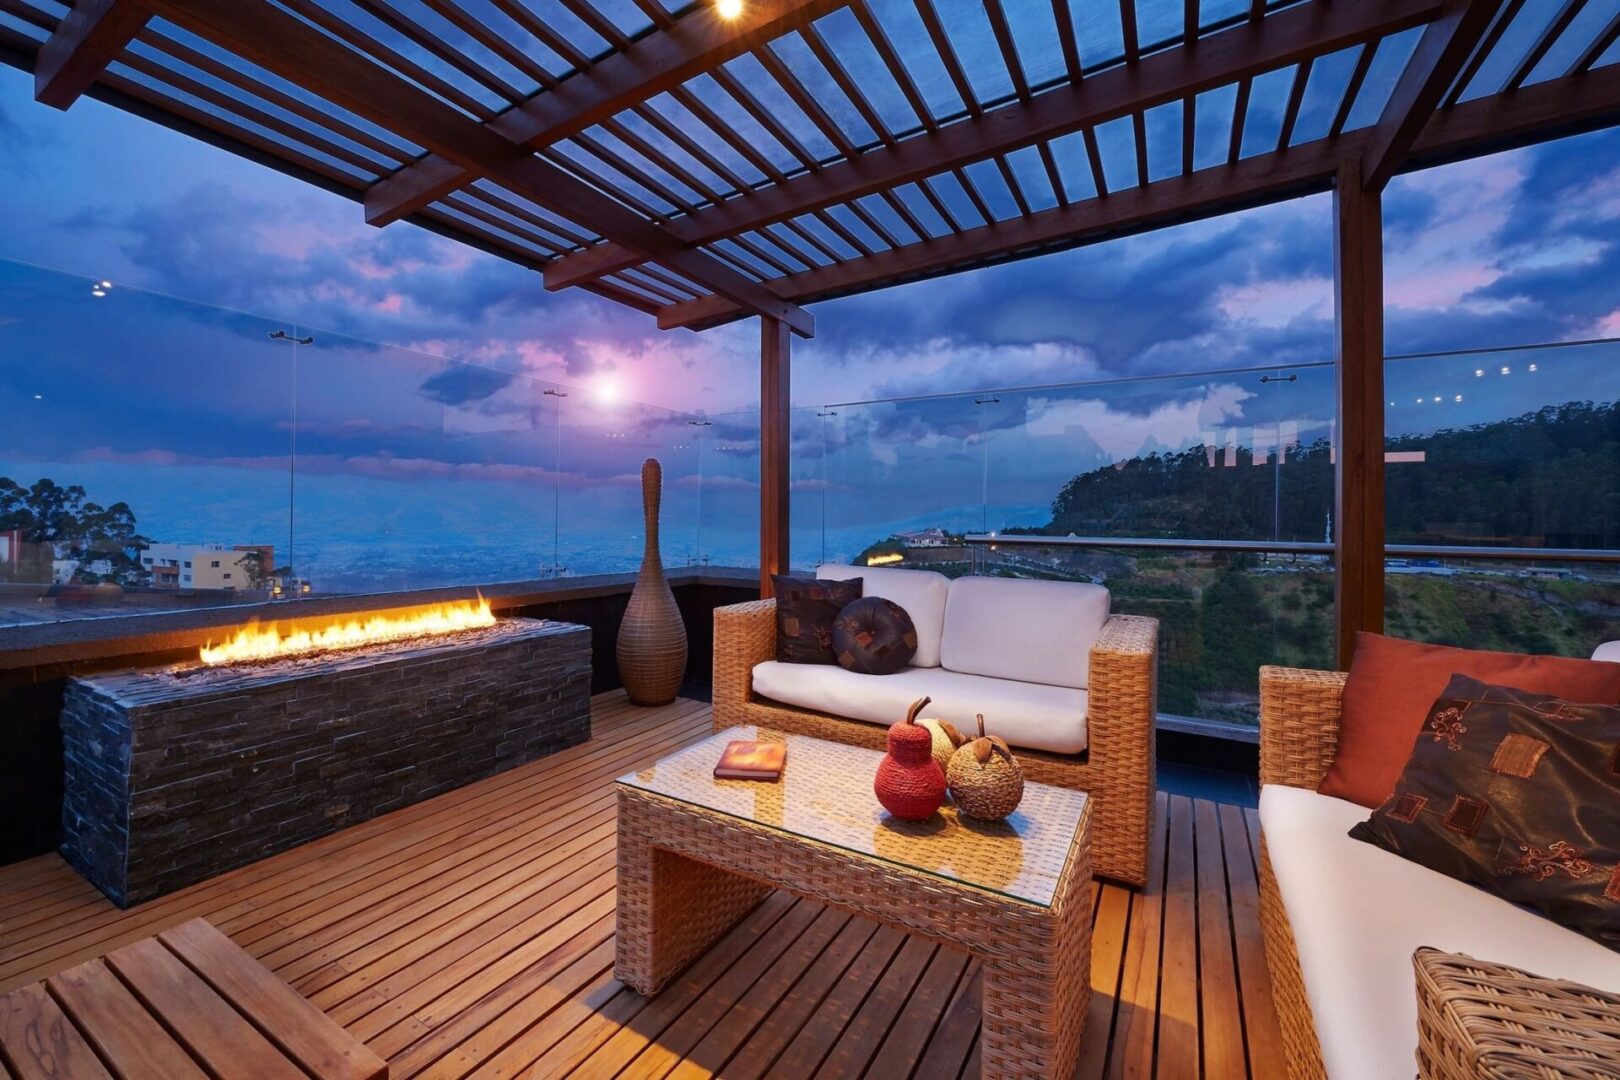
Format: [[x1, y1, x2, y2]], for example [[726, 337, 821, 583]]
[[982, 364, 1336, 544], [701, 408, 761, 571], [556, 391, 701, 576], [290, 326, 563, 593], [0, 258, 291, 625], [803, 392, 985, 568], [1386, 340, 1620, 548], [969, 539, 1335, 727], [1383, 339, 1620, 657]]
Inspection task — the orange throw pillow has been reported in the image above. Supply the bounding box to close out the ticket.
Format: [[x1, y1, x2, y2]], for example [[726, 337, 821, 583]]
[[1316, 632, 1620, 808]]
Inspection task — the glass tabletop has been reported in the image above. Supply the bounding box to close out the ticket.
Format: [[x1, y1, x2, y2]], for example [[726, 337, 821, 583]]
[[616, 726, 1089, 907]]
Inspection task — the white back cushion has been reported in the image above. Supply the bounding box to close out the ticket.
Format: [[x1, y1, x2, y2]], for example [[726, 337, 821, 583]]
[[1593, 640, 1620, 662], [816, 563, 950, 667], [940, 576, 1110, 689]]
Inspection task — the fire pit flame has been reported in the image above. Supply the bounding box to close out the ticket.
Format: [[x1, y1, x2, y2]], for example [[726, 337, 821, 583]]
[[199, 597, 496, 666]]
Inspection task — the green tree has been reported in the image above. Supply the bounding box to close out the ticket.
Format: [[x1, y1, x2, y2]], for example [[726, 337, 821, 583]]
[[0, 477, 149, 585]]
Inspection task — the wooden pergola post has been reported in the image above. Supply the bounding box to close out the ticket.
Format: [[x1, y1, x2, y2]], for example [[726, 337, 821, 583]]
[[759, 316, 791, 598], [1332, 157, 1385, 668]]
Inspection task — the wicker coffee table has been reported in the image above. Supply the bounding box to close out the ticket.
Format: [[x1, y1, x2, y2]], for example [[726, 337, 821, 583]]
[[615, 725, 1093, 1080]]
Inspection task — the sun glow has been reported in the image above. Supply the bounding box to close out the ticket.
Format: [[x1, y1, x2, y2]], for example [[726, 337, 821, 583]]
[[199, 598, 495, 665]]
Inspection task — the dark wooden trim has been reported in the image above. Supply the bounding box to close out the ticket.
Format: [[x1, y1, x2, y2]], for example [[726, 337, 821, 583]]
[[135, 0, 814, 336], [33, 0, 148, 109], [759, 317, 791, 597], [364, 0, 849, 226], [0, 568, 756, 675], [1332, 158, 1384, 668], [545, 0, 1442, 289], [1361, 0, 1499, 192]]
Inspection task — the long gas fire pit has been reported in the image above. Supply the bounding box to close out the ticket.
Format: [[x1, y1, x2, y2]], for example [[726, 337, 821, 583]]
[[60, 608, 591, 907]]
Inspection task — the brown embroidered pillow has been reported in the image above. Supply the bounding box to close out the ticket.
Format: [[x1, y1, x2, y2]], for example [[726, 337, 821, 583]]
[[1350, 674, 1620, 950], [832, 596, 917, 675], [773, 575, 862, 665]]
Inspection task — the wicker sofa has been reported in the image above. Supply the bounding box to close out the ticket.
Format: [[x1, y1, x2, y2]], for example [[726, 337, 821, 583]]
[[713, 565, 1158, 887], [1256, 666, 1620, 1080]]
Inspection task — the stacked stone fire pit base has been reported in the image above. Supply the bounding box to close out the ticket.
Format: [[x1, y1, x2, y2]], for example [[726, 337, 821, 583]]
[[61, 617, 590, 907]]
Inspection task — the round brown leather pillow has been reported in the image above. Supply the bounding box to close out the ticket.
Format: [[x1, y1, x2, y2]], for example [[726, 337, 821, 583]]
[[832, 597, 917, 675]]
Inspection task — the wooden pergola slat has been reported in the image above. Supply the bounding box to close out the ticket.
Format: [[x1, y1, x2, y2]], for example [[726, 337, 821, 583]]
[[33, 0, 147, 109], [655, 58, 1620, 329], [134, 0, 814, 335], [544, 0, 1442, 291], [364, 0, 850, 227], [1361, 0, 1499, 192]]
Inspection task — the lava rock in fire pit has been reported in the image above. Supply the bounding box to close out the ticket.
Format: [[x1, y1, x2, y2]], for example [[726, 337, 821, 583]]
[[60, 617, 590, 907]]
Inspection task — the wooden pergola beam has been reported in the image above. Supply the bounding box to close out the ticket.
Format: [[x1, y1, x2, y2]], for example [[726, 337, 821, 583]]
[[139, 0, 813, 337], [364, 0, 850, 227], [1361, 0, 1499, 192], [759, 317, 791, 596], [1332, 156, 1384, 665], [545, 0, 1444, 291], [33, 0, 148, 109], [660, 61, 1620, 330]]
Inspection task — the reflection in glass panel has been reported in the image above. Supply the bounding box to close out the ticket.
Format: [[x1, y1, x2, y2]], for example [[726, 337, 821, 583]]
[[1239, 65, 1296, 159], [1193, 84, 1239, 170], [1290, 46, 1363, 146], [1342, 28, 1423, 130], [1144, 99, 1182, 182], [0, 259, 290, 624]]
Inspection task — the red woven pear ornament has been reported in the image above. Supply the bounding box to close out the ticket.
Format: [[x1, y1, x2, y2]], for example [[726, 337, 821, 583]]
[[874, 696, 947, 821]]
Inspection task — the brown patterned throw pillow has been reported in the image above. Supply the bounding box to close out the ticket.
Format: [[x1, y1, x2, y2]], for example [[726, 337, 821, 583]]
[[832, 596, 918, 675], [772, 575, 862, 665], [1350, 674, 1620, 949]]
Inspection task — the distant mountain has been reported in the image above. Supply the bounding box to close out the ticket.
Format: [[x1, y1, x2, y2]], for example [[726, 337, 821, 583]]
[[1031, 401, 1620, 549]]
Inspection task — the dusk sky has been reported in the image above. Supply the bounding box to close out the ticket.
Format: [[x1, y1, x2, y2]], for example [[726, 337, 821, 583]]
[[3, 59, 1620, 583]]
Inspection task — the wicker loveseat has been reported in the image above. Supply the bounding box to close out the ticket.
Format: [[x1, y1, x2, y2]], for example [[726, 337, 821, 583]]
[[1256, 666, 1620, 1080], [712, 566, 1158, 887]]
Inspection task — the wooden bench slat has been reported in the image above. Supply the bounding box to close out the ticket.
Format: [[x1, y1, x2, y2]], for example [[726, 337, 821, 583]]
[[0, 982, 114, 1080], [103, 937, 306, 1080], [46, 959, 208, 1080], [158, 919, 386, 1080]]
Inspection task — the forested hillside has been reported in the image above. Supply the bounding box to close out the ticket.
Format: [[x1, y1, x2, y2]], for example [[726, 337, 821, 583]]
[[1038, 401, 1620, 547]]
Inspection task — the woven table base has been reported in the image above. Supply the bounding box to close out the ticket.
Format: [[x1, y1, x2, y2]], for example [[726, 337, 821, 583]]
[[615, 784, 1093, 1080]]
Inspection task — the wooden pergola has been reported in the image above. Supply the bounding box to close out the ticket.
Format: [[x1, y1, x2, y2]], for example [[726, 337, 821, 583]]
[[3, 0, 1618, 663]]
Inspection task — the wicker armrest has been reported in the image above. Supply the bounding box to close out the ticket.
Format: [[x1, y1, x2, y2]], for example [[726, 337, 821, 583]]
[[1415, 948, 1620, 1080], [1258, 666, 1347, 789], [712, 599, 776, 726], [1086, 615, 1158, 887]]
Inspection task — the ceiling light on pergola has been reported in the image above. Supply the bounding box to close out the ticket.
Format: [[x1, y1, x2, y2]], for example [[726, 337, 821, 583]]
[[716, 0, 744, 20]]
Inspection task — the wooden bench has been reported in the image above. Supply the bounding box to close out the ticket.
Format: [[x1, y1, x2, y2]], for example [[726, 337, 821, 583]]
[[0, 918, 386, 1080]]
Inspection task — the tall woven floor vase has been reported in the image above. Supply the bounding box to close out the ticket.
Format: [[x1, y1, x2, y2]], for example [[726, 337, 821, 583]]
[[617, 458, 688, 705]]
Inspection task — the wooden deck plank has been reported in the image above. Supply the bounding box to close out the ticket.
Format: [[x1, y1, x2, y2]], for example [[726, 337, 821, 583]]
[[0, 693, 1285, 1078], [103, 937, 307, 1080], [0, 982, 115, 1080], [46, 959, 209, 1080], [158, 919, 387, 1080], [1195, 798, 1247, 1080]]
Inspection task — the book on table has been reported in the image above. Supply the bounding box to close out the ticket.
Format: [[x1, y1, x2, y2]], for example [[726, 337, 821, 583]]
[[713, 740, 786, 781]]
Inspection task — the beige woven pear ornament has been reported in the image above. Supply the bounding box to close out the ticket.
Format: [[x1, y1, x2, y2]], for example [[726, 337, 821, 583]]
[[916, 717, 966, 774], [946, 714, 1025, 821]]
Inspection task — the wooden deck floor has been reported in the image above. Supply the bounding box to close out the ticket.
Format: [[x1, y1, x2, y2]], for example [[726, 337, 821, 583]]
[[0, 693, 1284, 1079]]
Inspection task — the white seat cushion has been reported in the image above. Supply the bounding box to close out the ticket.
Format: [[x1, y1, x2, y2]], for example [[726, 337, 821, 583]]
[[816, 563, 950, 668], [939, 576, 1110, 689], [751, 661, 1087, 754], [1260, 784, 1620, 1080]]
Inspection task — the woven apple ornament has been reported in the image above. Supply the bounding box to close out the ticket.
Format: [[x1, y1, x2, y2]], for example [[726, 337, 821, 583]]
[[874, 696, 947, 821], [946, 714, 1025, 821], [916, 717, 966, 774]]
